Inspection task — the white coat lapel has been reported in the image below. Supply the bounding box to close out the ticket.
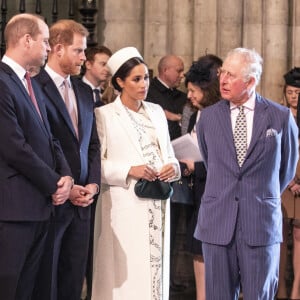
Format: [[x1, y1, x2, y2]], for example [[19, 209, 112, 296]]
[[143, 102, 167, 162], [113, 97, 145, 160]]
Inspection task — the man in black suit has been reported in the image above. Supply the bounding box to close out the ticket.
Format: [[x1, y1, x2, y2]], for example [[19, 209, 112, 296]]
[[33, 20, 101, 300], [82, 46, 112, 107], [146, 54, 187, 140], [0, 14, 73, 300]]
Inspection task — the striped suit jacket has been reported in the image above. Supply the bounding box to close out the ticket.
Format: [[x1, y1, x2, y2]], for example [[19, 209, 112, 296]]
[[194, 94, 299, 246]]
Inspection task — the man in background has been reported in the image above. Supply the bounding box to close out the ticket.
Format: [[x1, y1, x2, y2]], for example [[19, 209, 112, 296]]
[[82, 46, 112, 107], [146, 54, 187, 140]]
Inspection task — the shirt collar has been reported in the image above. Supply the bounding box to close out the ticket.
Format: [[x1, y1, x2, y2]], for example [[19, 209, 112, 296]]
[[2, 55, 27, 81], [229, 92, 256, 112], [82, 76, 99, 90], [157, 77, 170, 89], [45, 64, 70, 88]]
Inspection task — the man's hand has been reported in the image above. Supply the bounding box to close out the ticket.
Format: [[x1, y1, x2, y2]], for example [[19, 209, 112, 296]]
[[69, 184, 98, 207], [52, 176, 73, 206]]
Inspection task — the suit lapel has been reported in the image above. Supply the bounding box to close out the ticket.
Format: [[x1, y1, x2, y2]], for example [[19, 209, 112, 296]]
[[113, 98, 145, 160], [1, 63, 49, 136], [244, 94, 268, 161], [216, 97, 268, 169], [143, 102, 166, 155], [71, 79, 84, 141], [39, 70, 78, 140], [217, 101, 237, 158]]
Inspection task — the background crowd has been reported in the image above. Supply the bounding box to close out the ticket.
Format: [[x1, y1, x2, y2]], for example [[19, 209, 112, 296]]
[[0, 12, 299, 300]]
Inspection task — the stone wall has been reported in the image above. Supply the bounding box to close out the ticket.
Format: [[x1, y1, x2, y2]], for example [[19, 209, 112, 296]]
[[12, 0, 300, 103], [97, 0, 300, 103]]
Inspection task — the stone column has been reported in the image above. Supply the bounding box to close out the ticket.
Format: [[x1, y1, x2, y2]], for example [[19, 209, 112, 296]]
[[193, 0, 218, 60], [167, 0, 193, 69], [261, 0, 289, 102], [101, 0, 144, 53], [290, 0, 300, 67], [242, 1, 263, 56], [242, 1, 263, 94], [143, 0, 169, 74], [144, 0, 193, 76], [217, 0, 243, 59]]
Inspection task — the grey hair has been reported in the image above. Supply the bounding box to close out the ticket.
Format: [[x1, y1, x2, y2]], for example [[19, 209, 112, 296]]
[[226, 48, 263, 85]]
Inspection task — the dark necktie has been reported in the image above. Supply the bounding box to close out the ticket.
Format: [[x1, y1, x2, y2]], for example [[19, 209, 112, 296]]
[[233, 106, 247, 167], [93, 89, 103, 107], [63, 79, 78, 138], [25, 72, 42, 119]]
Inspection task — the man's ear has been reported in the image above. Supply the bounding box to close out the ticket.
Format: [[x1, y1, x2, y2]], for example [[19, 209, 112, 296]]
[[85, 60, 92, 70], [54, 44, 64, 57], [23, 34, 32, 49], [246, 76, 256, 90]]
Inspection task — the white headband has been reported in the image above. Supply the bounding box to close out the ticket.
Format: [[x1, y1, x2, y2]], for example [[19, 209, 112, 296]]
[[107, 47, 143, 76]]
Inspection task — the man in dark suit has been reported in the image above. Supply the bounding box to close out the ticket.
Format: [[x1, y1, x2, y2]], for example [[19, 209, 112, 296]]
[[33, 20, 101, 300], [146, 54, 187, 140], [195, 47, 299, 299], [82, 46, 112, 107], [0, 14, 73, 300]]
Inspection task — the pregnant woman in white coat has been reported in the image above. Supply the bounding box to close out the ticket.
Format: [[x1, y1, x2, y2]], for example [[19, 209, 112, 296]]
[[92, 47, 180, 300]]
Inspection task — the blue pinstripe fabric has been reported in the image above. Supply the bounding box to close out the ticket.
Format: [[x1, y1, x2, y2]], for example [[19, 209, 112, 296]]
[[193, 94, 299, 299]]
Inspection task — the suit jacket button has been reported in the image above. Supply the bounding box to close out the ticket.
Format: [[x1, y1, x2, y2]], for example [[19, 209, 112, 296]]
[[235, 197, 239, 201]]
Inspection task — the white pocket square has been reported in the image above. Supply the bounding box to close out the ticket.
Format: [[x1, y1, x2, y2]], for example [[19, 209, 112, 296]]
[[266, 128, 277, 137]]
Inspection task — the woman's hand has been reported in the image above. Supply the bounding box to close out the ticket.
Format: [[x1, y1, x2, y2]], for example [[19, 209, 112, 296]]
[[157, 163, 177, 182], [128, 165, 157, 181]]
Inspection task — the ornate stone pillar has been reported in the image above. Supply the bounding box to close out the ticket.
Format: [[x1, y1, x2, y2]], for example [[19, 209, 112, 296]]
[[79, 0, 98, 46]]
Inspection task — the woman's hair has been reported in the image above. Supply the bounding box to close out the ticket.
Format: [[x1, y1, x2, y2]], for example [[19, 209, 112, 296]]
[[111, 57, 146, 92], [185, 54, 222, 107]]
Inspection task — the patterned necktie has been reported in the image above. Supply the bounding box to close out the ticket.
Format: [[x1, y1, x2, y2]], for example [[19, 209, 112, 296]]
[[233, 106, 247, 167], [93, 89, 103, 107], [25, 72, 42, 120], [63, 79, 78, 138]]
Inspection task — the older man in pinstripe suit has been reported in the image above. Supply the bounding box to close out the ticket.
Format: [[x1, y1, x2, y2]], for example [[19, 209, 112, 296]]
[[194, 48, 298, 300]]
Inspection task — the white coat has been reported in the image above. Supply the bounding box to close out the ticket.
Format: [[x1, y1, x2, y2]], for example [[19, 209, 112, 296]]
[[92, 96, 180, 300]]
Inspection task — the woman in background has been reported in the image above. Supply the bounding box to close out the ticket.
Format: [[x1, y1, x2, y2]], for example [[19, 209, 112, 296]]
[[91, 47, 180, 300], [277, 67, 300, 300], [183, 54, 222, 300]]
